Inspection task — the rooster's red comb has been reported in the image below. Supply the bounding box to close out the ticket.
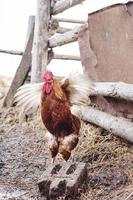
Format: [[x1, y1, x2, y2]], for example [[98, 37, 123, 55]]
[[42, 70, 53, 80]]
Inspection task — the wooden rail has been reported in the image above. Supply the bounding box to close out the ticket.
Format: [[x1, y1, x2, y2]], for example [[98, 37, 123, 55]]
[[0, 49, 80, 61], [49, 24, 88, 48], [53, 17, 86, 24]]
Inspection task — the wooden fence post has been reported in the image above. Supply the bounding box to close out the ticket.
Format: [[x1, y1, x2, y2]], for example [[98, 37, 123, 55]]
[[3, 30, 34, 107], [31, 0, 51, 83], [2, 16, 35, 107], [25, 16, 35, 47]]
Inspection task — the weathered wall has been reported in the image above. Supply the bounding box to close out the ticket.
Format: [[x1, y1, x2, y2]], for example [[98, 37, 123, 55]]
[[78, 3, 133, 118]]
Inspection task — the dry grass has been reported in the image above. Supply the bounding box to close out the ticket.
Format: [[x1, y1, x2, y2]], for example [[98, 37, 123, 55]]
[[74, 122, 133, 200], [0, 107, 133, 200]]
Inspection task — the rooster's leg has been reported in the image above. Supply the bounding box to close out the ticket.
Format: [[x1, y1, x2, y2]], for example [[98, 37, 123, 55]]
[[46, 132, 59, 161], [59, 134, 79, 161], [51, 157, 55, 163]]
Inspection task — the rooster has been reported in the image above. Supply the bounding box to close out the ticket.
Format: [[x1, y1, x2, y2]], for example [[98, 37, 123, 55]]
[[14, 71, 91, 162]]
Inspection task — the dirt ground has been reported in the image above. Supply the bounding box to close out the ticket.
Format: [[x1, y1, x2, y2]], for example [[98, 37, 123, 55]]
[[0, 107, 133, 200]]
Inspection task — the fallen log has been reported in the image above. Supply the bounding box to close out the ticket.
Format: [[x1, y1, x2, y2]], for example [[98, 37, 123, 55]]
[[90, 82, 133, 102], [80, 106, 133, 143]]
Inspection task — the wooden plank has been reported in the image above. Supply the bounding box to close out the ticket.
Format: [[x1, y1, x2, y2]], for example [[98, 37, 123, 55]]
[[31, 0, 51, 83], [3, 30, 34, 107]]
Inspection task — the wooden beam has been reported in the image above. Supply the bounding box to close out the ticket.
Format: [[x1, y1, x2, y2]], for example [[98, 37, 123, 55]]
[[52, 0, 86, 15], [0, 49, 23, 55], [54, 53, 80, 60], [90, 82, 133, 102], [48, 18, 59, 36], [47, 49, 54, 65], [31, 0, 51, 83], [49, 18, 71, 35], [24, 16, 35, 47], [80, 106, 133, 143], [57, 26, 71, 34], [0, 49, 80, 61], [49, 23, 88, 48], [53, 17, 86, 24], [3, 30, 34, 107]]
